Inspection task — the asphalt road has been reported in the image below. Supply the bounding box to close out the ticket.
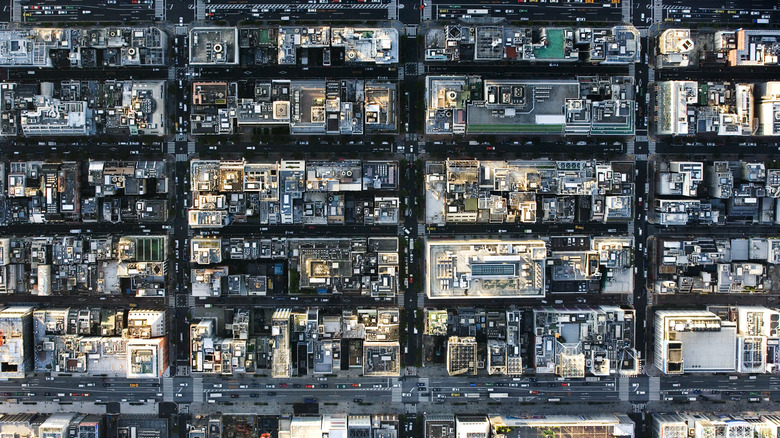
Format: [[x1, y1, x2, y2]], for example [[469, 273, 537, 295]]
[[203, 4, 389, 23], [19, 0, 159, 23], [433, 2, 623, 22]]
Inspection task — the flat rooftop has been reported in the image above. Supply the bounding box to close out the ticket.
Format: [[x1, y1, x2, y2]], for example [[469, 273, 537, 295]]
[[190, 27, 239, 65], [425, 238, 546, 299]]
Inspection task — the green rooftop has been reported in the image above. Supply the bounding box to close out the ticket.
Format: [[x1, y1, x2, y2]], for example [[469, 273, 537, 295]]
[[533, 29, 566, 60]]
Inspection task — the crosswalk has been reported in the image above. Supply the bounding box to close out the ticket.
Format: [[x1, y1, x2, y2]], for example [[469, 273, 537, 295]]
[[626, 139, 635, 155], [391, 379, 402, 402], [195, 0, 206, 20], [162, 378, 174, 402], [11, 0, 21, 22], [192, 377, 204, 403], [651, 0, 662, 23], [155, 0, 166, 20], [619, 377, 630, 401], [387, 0, 397, 19], [649, 377, 660, 401], [422, 4, 432, 20], [621, 0, 630, 23]]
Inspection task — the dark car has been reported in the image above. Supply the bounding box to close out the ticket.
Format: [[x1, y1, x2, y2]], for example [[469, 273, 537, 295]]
[[230, 394, 239, 398], [354, 398, 362, 403], [320, 384, 328, 388], [267, 391, 276, 396], [250, 393, 260, 398], [293, 384, 302, 389]]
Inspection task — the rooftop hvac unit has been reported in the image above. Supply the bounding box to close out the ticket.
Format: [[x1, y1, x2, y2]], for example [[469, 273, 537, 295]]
[[213, 44, 224, 53]]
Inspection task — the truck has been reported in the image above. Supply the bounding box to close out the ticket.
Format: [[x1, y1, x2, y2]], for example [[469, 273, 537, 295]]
[[465, 393, 479, 398], [209, 393, 222, 398], [489, 393, 508, 399]]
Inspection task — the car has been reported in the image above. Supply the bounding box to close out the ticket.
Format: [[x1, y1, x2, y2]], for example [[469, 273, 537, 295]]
[[561, 383, 570, 387], [230, 394, 239, 398], [267, 391, 276, 396], [239, 385, 248, 389], [530, 390, 539, 394], [130, 383, 138, 387], [320, 384, 328, 388], [279, 383, 288, 388], [354, 398, 363, 402], [293, 384, 302, 389], [352, 383, 360, 387], [265, 384, 275, 389], [176, 393, 183, 398], [305, 384, 314, 389]]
